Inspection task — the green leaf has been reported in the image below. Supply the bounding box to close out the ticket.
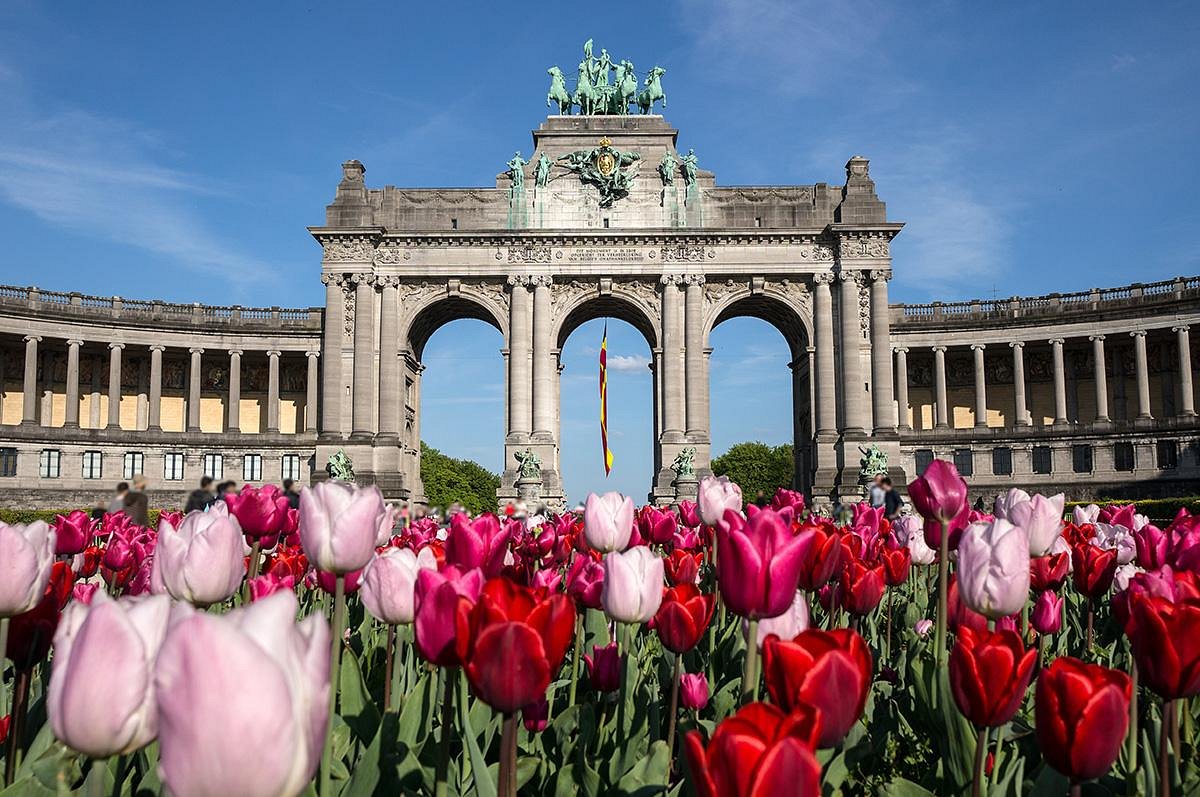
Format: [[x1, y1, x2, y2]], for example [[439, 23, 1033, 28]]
[[880, 777, 937, 797], [339, 646, 382, 745], [616, 740, 671, 794], [341, 707, 383, 797], [458, 674, 498, 797], [396, 670, 436, 751]]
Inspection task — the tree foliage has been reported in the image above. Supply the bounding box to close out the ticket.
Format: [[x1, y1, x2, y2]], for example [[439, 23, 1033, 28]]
[[419, 441, 500, 514], [710, 441, 794, 501]]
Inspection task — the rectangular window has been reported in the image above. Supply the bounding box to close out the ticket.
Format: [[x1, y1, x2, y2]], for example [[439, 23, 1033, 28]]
[[39, 449, 61, 479], [82, 450, 103, 480], [202, 453, 223, 480], [1072, 444, 1093, 474], [0, 447, 17, 477], [243, 454, 263, 482], [281, 454, 301, 482], [1113, 442, 1135, 472], [123, 452, 144, 480], [914, 449, 935, 476], [953, 449, 974, 477], [164, 452, 185, 481], [991, 447, 1013, 476], [1032, 446, 1053, 475], [1156, 440, 1178, 470]]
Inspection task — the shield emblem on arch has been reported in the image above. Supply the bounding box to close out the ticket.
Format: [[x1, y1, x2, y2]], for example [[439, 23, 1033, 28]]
[[596, 149, 617, 177]]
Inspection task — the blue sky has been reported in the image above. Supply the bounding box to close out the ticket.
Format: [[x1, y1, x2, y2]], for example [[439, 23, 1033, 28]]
[[1, 1, 1197, 499]]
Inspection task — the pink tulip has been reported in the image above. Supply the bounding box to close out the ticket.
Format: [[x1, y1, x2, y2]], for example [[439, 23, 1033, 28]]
[[907, 460, 970, 549], [749, 590, 810, 649], [715, 508, 810, 620], [1073, 504, 1100, 525], [893, 515, 936, 565], [299, 481, 385, 574], [697, 475, 742, 526], [1031, 590, 1063, 635], [601, 546, 665, 624], [914, 619, 934, 637], [680, 672, 710, 710], [1002, 492, 1065, 557], [314, 567, 362, 594], [72, 582, 100, 605], [445, 513, 509, 577], [53, 510, 93, 556], [677, 500, 701, 528], [583, 492, 635, 552], [360, 547, 437, 625], [566, 555, 604, 610], [248, 572, 295, 602], [956, 519, 1031, 619], [1133, 524, 1169, 570], [48, 593, 171, 757], [531, 567, 562, 593], [638, 506, 679, 545], [0, 520, 56, 617], [154, 591, 329, 797], [414, 566, 484, 666], [151, 507, 245, 607], [223, 484, 291, 539]]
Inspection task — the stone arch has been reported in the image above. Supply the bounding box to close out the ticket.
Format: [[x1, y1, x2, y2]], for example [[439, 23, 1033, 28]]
[[399, 284, 508, 360], [552, 283, 660, 351], [703, 282, 813, 358]]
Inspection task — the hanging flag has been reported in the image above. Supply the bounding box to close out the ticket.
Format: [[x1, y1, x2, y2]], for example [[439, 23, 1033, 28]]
[[599, 321, 614, 476]]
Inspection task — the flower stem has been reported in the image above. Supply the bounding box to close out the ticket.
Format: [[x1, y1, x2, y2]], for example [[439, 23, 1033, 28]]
[[972, 725, 989, 797], [499, 712, 518, 797], [319, 574, 345, 797], [384, 623, 396, 712], [434, 668, 456, 797], [568, 613, 583, 709], [935, 521, 949, 668], [665, 653, 681, 759], [1159, 699, 1173, 797], [0, 617, 8, 716], [4, 667, 30, 786], [1127, 659, 1139, 794], [84, 758, 105, 797], [616, 623, 630, 747], [742, 619, 760, 705]]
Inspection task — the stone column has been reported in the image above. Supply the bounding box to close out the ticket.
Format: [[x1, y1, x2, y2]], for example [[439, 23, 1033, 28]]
[[136, 357, 148, 430], [660, 275, 684, 438], [1010, 341, 1029, 427], [970, 344, 987, 428], [650, 349, 662, 469], [1174, 325, 1195, 417], [227, 350, 242, 433], [838, 271, 867, 434], [1131, 330, 1152, 420], [1050, 338, 1068, 426], [932, 346, 949, 429], [894, 347, 910, 431], [350, 274, 377, 439], [868, 270, 895, 432], [1090, 335, 1109, 422], [88, 355, 102, 428], [107, 342, 125, 429], [148, 345, 164, 430], [507, 276, 532, 440], [684, 274, 706, 436], [187, 347, 203, 432], [531, 275, 554, 439], [377, 277, 401, 441], [813, 273, 837, 436], [305, 351, 320, 432], [319, 273, 345, 436], [20, 335, 39, 425], [267, 350, 281, 433], [64, 339, 82, 428]]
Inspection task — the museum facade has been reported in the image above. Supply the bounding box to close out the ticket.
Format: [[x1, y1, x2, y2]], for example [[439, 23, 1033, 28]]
[[1, 111, 1197, 509]]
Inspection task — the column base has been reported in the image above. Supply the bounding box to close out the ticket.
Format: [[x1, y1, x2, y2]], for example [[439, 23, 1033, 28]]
[[934, 423, 950, 430], [266, 426, 280, 434], [348, 431, 374, 442], [1179, 410, 1197, 418], [62, 421, 79, 430]]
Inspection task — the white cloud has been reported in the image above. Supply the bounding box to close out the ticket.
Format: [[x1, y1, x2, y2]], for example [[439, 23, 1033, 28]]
[[607, 354, 651, 373]]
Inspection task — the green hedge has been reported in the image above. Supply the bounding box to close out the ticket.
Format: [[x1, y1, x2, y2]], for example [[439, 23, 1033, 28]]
[[1064, 497, 1200, 523], [0, 508, 163, 527]]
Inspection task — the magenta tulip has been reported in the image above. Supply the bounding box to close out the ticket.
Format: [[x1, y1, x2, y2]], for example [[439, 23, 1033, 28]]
[[413, 566, 484, 666], [716, 508, 809, 619], [0, 520, 56, 617], [1133, 523, 1169, 569], [698, 475, 742, 526], [360, 547, 437, 625], [680, 672, 710, 710], [566, 555, 605, 610], [1031, 590, 1063, 635], [583, 492, 635, 552], [248, 572, 295, 602], [956, 519, 1031, 619], [585, 642, 621, 692], [151, 506, 245, 606], [53, 510, 93, 556], [223, 484, 291, 539], [445, 512, 509, 576], [907, 460, 970, 548], [601, 546, 665, 624], [299, 481, 386, 574], [154, 591, 330, 797]]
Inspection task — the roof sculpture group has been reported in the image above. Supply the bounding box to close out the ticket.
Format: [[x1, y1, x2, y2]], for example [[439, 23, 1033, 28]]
[[546, 39, 667, 115]]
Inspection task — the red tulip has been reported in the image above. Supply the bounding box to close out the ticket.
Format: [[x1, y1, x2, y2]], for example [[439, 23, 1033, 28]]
[[794, 523, 842, 592], [839, 560, 885, 616], [880, 545, 911, 587], [716, 509, 810, 619], [1029, 552, 1071, 593], [53, 510, 93, 556], [74, 546, 103, 579], [1072, 543, 1118, 600], [907, 460, 970, 549], [684, 702, 822, 797], [522, 697, 549, 732], [413, 566, 483, 667], [584, 642, 620, 692], [224, 484, 291, 539], [947, 575, 989, 633], [665, 549, 702, 586], [6, 561, 74, 670], [1035, 656, 1131, 782], [463, 578, 576, 713], [652, 584, 715, 654], [949, 626, 1036, 727], [1122, 592, 1200, 699], [761, 629, 873, 748]]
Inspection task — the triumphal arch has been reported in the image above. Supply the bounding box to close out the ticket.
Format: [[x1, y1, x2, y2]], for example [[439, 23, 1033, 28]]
[[312, 42, 903, 508]]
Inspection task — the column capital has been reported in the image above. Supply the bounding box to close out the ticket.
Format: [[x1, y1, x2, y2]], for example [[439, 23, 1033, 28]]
[[529, 274, 553, 288], [970, 343, 986, 351], [1088, 334, 1105, 342], [267, 349, 282, 358], [320, 272, 348, 287], [377, 274, 401, 289], [837, 269, 864, 285], [658, 274, 684, 286], [148, 344, 166, 353], [109, 342, 126, 351], [305, 349, 321, 359], [682, 274, 706, 286], [892, 346, 908, 354], [349, 272, 376, 287], [868, 269, 893, 282], [1009, 340, 1025, 349], [812, 270, 836, 286], [227, 349, 243, 357], [188, 347, 204, 355], [1048, 337, 1065, 346], [931, 345, 947, 353], [66, 338, 84, 347], [1130, 329, 1147, 338], [23, 335, 41, 343], [1172, 325, 1190, 333]]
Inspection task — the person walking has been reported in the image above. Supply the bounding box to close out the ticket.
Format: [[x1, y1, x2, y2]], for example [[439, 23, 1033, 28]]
[[123, 475, 150, 527], [185, 476, 216, 513], [108, 481, 129, 514], [282, 478, 301, 510], [882, 477, 903, 520]]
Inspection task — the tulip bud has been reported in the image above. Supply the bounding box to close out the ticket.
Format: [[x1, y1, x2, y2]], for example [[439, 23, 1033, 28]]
[[914, 618, 934, 637], [1030, 590, 1063, 635], [299, 481, 386, 574], [151, 508, 245, 607], [680, 672, 709, 710], [601, 546, 664, 624], [697, 475, 742, 526], [583, 492, 635, 553], [522, 698, 549, 732], [584, 642, 620, 692], [360, 547, 437, 625]]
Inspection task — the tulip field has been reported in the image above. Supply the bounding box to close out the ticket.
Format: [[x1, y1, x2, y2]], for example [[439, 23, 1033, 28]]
[[1, 464, 1199, 796]]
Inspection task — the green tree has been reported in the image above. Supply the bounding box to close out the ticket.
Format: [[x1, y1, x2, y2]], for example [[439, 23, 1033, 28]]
[[419, 442, 501, 514], [710, 441, 794, 502]]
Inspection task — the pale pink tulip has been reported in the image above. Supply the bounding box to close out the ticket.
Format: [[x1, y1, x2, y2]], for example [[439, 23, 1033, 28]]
[[698, 475, 742, 526], [360, 547, 437, 625], [152, 506, 245, 606], [583, 492, 635, 552], [299, 481, 385, 574], [601, 546, 665, 624], [956, 519, 1031, 619], [0, 520, 56, 617], [748, 590, 810, 649]]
